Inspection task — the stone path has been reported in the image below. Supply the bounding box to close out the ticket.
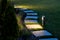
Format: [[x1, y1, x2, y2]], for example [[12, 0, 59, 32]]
[[18, 8, 58, 40]]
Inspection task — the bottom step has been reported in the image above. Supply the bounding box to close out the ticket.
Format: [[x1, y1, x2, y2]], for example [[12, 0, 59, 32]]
[[31, 30, 52, 37], [39, 38, 58, 40]]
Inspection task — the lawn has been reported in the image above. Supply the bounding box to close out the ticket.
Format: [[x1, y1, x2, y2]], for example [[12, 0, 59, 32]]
[[14, 0, 60, 39]]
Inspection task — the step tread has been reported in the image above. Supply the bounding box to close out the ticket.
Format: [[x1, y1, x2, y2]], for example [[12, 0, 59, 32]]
[[24, 10, 34, 13], [25, 24, 43, 30], [26, 13, 37, 15], [39, 38, 58, 40], [31, 30, 52, 37], [25, 16, 38, 19], [24, 20, 38, 23]]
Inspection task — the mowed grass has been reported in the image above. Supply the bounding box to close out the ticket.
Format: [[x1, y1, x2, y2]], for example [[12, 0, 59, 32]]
[[14, 0, 60, 39]]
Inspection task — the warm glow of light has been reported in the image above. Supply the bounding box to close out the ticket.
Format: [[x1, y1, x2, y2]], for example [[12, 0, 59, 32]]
[[26, 24, 43, 29], [14, 5, 44, 9], [14, 5, 33, 9]]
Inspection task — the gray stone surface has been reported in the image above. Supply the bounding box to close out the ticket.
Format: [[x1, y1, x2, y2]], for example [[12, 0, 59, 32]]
[[25, 16, 38, 19], [26, 13, 37, 15], [24, 20, 38, 23], [39, 38, 58, 40], [31, 30, 52, 37], [24, 10, 34, 13]]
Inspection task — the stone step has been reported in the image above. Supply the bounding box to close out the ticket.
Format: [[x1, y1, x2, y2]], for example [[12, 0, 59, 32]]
[[23, 10, 34, 13], [26, 13, 37, 15], [25, 24, 43, 30], [39, 38, 58, 40], [25, 16, 38, 19], [31, 30, 52, 37], [19, 8, 28, 10], [24, 20, 38, 24]]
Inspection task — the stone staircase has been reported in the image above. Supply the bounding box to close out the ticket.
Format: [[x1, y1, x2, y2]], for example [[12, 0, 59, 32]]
[[19, 8, 58, 40]]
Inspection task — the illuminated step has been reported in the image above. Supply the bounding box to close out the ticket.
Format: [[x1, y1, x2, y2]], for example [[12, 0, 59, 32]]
[[24, 20, 38, 23], [26, 13, 37, 15], [25, 16, 38, 19], [26, 24, 43, 30], [39, 38, 58, 40], [31, 30, 52, 37], [24, 10, 34, 13], [19, 8, 28, 10]]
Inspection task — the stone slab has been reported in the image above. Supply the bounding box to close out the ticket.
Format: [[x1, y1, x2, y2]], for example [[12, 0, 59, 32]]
[[26, 13, 37, 15], [24, 10, 34, 13], [26, 24, 43, 29], [25, 16, 38, 19], [39, 38, 58, 40], [24, 20, 38, 23], [31, 30, 52, 37]]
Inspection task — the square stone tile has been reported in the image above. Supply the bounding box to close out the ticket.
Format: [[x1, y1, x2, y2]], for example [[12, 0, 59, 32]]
[[24, 10, 34, 13], [26, 13, 37, 15], [39, 38, 58, 40], [25, 16, 38, 19], [26, 24, 43, 29], [31, 30, 52, 37], [24, 20, 38, 23]]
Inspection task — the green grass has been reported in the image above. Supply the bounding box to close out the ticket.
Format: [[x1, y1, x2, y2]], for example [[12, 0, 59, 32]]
[[14, 0, 60, 39]]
